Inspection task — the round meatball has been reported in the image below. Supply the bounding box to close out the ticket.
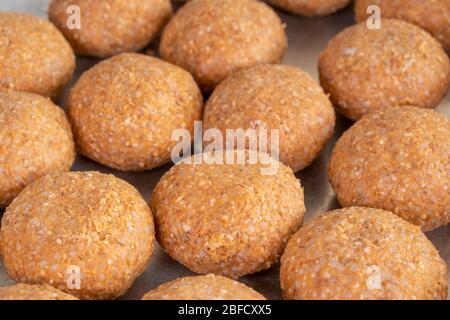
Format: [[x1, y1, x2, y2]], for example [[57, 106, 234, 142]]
[[355, 0, 450, 51], [49, 0, 173, 58], [142, 274, 265, 300], [0, 171, 155, 300], [67, 53, 203, 171], [0, 284, 78, 300], [0, 91, 75, 208], [159, 0, 287, 92], [203, 64, 335, 172], [319, 19, 450, 120], [269, 0, 351, 16], [151, 150, 305, 278], [0, 13, 75, 98], [329, 107, 450, 231], [281, 207, 448, 300]]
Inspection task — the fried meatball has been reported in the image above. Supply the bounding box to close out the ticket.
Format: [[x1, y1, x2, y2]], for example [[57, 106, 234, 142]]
[[49, 0, 173, 58], [0, 284, 78, 300], [0, 91, 75, 208], [0, 13, 75, 98], [269, 0, 351, 16], [319, 19, 450, 120], [355, 0, 450, 51], [329, 107, 450, 231], [0, 171, 155, 300], [151, 150, 305, 278], [281, 207, 448, 300], [67, 53, 203, 171], [203, 64, 335, 172], [142, 274, 265, 300], [159, 0, 287, 91]]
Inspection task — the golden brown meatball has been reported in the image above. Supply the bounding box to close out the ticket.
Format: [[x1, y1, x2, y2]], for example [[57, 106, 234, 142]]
[[0, 171, 155, 300], [49, 0, 173, 58], [0, 284, 78, 300], [151, 150, 305, 278], [160, 0, 287, 92], [0, 91, 75, 208], [0, 13, 75, 98], [203, 64, 335, 172], [67, 53, 203, 171], [329, 107, 450, 231], [319, 19, 450, 120], [355, 0, 450, 51], [269, 0, 351, 16], [281, 207, 448, 300], [143, 274, 265, 300]]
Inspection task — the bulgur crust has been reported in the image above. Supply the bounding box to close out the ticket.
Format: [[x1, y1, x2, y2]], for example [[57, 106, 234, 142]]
[[280, 207, 448, 300], [159, 0, 287, 92], [319, 19, 450, 120], [151, 150, 305, 278], [355, 0, 450, 51], [203, 64, 335, 172], [142, 274, 266, 300], [329, 107, 450, 231], [67, 53, 203, 171], [269, 0, 351, 16], [0, 171, 155, 300], [49, 0, 173, 58], [0, 283, 78, 300], [0, 91, 75, 208], [0, 13, 75, 98]]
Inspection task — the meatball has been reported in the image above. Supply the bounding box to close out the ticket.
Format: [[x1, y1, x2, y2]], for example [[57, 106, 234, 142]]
[[0, 13, 75, 98], [329, 107, 450, 231], [0, 171, 155, 299], [281, 207, 448, 300], [319, 19, 450, 120], [159, 0, 287, 91]]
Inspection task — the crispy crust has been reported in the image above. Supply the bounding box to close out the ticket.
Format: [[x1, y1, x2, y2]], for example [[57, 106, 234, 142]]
[[49, 0, 173, 58], [355, 0, 450, 51], [0, 13, 75, 98], [151, 150, 305, 278], [281, 207, 448, 300], [0, 284, 78, 300], [159, 0, 287, 92], [0, 91, 75, 207], [0, 171, 155, 300], [329, 107, 450, 231], [269, 0, 351, 16], [142, 274, 265, 300], [203, 64, 335, 172], [67, 53, 203, 171], [319, 19, 450, 120]]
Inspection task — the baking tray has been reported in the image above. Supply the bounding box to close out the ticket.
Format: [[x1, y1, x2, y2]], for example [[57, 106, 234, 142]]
[[0, 0, 449, 300]]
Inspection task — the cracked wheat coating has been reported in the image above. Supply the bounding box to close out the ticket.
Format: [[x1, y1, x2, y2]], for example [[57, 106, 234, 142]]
[[0, 13, 75, 98], [329, 107, 450, 232], [142, 274, 265, 300], [203, 64, 335, 172], [0, 171, 155, 300], [319, 19, 450, 121], [151, 150, 305, 278], [0, 91, 75, 208], [0, 284, 78, 300], [355, 0, 450, 51], [280, 207, 448, 300], [49, 0, 173, 58], [67, 53, 203, 171], [269, 0, 351, 16], [159, 0, 287, 92]]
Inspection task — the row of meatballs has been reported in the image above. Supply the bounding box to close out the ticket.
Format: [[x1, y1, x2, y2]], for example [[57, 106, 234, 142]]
[[0, 0, 449, 299], [0, 156, 448, 300]]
